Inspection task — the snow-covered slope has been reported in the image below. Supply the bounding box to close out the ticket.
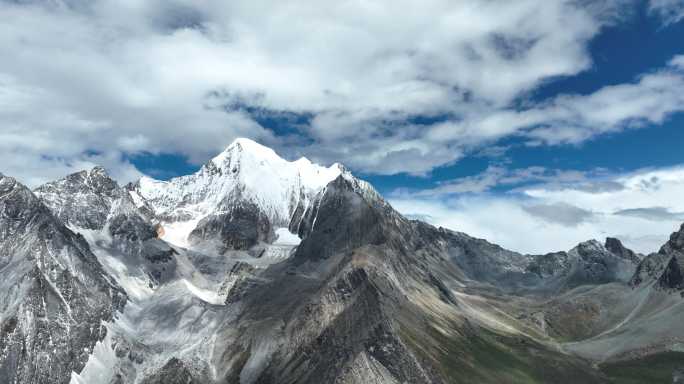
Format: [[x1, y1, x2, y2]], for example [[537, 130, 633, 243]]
[[130, 138, 348, 249]]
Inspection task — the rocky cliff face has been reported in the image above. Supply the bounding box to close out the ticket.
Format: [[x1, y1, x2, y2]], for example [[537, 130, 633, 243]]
[[189, 202, 275, 252], [0, 174, 126, 384], [33, 166, 120, 230], [423, 228, 639, 295], [34, 167, 178, 288], [209, 176, 610, 384], [35, 166, 156, 240], [529, 239, 639, 291], [631, 224, 684, 292]]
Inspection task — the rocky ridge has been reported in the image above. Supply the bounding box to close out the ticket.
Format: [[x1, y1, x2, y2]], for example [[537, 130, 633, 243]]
[[0, 173, 126, 384]]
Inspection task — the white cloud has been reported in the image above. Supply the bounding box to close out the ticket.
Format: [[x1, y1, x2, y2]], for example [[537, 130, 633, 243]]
[[391, 165, 684, 254], [409, 166, 609, 196], [1, 0, 672, 183], [0, 0, 680, 256], [649, 0, 684, 25]]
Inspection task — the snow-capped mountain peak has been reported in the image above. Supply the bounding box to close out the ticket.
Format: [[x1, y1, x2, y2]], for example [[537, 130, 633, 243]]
[[131, 138, 349, 249], [210, 137, 282, 168]]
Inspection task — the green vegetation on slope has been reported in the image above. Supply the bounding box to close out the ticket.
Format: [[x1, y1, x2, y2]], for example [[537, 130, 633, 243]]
[[600, 352, 684, 384], [401, 320, 605, 384]]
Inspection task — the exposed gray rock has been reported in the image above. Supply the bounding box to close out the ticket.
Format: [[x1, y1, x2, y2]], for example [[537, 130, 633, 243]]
[[414, 227, 638, 295], [189, 202, 275, 252], [213, 175, 607, 384], [34, 166, 156, 241], [34, 167, 178, 287], [33, 166, 119, 229], [631, 224, 684, 292], [0, 173, 126, 384], [658, 255, 683, 290], [674, 367, 684, 384], [221, 261, 258, 304], [139, 358, 200, 384], [604, 237, 642, 264]]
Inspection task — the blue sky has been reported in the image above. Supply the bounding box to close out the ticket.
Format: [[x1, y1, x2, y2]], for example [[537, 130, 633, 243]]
[[123, 2, 684, 194], [1, 0, 684, 253]]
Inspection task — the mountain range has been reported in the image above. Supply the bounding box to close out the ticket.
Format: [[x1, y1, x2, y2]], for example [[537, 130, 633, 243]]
[[1, 138, 682, 384]]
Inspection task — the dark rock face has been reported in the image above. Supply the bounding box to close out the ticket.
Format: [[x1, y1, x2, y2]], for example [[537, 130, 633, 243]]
[[515, 240, 637, 293], [139, 358, 200, 384], [436, 228, 537, 288], [657, 255, 683, 290], [604, 237, 642, 264], [569, 240, 636, 286], [430, 230, 638, 294], [631, 224, 684, 291], [0, 174, 126, 384], [287, 190, 308, 236], [667, 224, 684, 251], [213, 175, 609, 384], [527, 252, 571, 279], [189, 202, 275, 251], [630, 252, 671, 288], [293, 176, 410, 263], [108, 213, 156, 244], [213, 177, 446, 383], [222, 261, 258, 304], [674, 367, 684, 384]]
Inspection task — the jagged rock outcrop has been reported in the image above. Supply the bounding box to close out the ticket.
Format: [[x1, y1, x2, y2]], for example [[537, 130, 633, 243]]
[[0, 173, 126, 384], [523, 239, 636, 293], [33, 166, 119, 229], [189, 202, 275, 252], [657, 256, 683, 291], [604, 237, 642, 264], [631, 224, 684, 292], [221, 261, 258, 304], [426, 230, 639, 294], [35, 166, 156, 240], [34, 167, 177, 287], [139, 357, 207, 384]]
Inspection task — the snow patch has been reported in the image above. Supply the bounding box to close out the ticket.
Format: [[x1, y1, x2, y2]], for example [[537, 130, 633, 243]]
[[128, 190, 145, 208], [181, 279, 224, 305], [160, 219, 201, 249], [70, 324, 118, 384], [273, 228, 301, 246]]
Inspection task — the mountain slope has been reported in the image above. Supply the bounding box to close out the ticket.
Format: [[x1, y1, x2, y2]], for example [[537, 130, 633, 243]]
[[632, 223, 684, 292], [2, 139, 682, 383], [540, 226, 684, 366], [209, 176, 608, 384], [0, 173, 126, 384], [34, 167, 179, 292]]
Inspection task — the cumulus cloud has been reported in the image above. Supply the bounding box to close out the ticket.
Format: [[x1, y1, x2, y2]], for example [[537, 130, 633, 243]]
[[2, 0, 680, 184], [391, 165, 684, 254]]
